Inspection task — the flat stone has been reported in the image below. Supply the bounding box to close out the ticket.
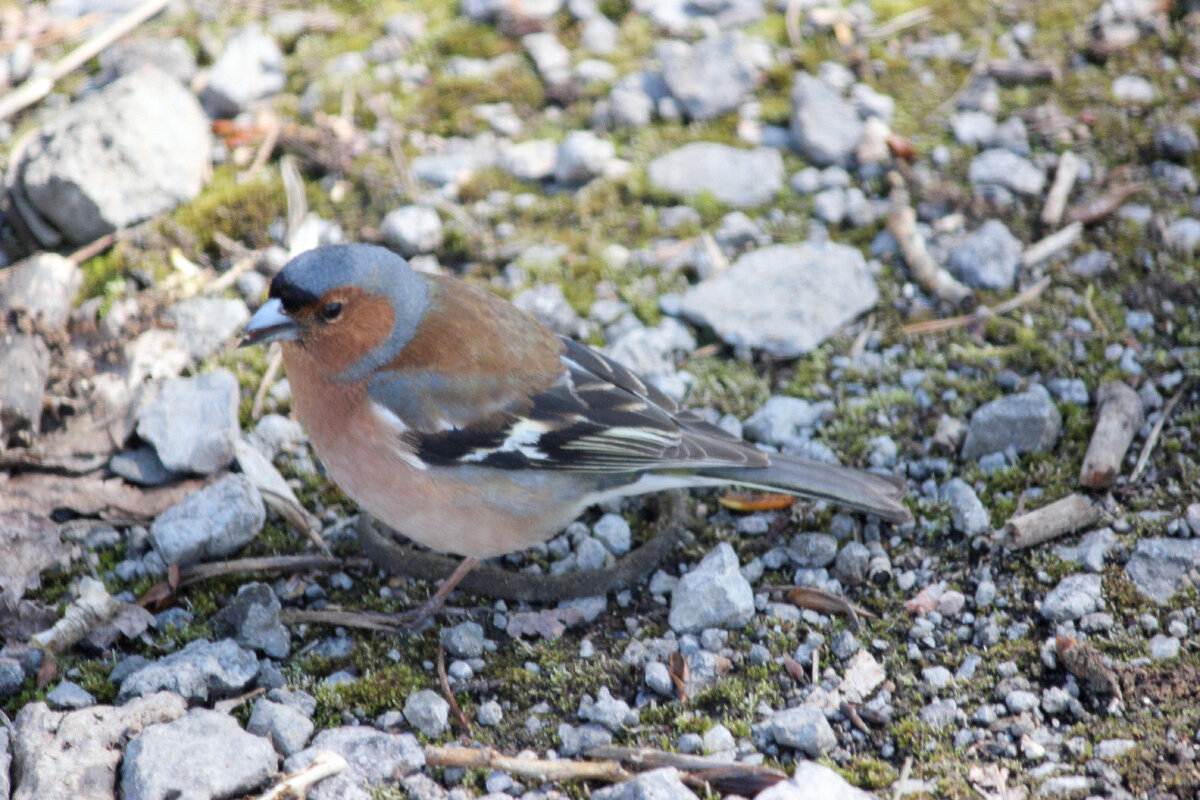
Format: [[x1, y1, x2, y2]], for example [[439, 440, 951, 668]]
[[555, 130, 615, 184], [137, 370, 240, 475], [162, 298, 251, 363], [11, 693, 186, 800], [947, 219, 1022, 290], [109, 446, 185, 487], [790, 73, 864, 167], [668, 542, 754, 633], [120, 708, 276, 800], [1040, 573, 1104, 622], [150, 473, 265, 567], [247, 698, 314, 756], [941, 478, 990, 536], [593, 768, 699, 800], [117, 638, 259, 704], [283, 727, 424, 800], [44, 681, 95, 710], [961, 387, 1061, 461], [968, 148, 1046, 195], [769, 705, 836, 757], [647, 142, 783, 208], [404, 689, 450, 738], [1053, 528, 1117, 573], [677, 241, 879, 358], [1125, 537, 1200, 604], [755, 762, 877, 800], [201, 25, 285, 117], [659, 32, 763, 121], [15, 67, 209, 247]]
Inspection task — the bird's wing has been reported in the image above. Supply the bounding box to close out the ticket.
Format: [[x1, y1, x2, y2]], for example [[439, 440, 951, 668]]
[[368, 337, 769, 473]]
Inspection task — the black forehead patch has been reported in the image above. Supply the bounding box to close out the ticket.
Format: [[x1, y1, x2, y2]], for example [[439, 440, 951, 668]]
[[269, 274, 320, 313]]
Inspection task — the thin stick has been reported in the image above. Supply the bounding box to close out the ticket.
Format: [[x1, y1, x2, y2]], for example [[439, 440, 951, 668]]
[[925, 23, 993, 124], [1079, 381, 1144, 488], [252, 345, 284, 420], [243, 115, 283, 180], [1131, 390, 1183, 482], [1021, 222, 1082, 268], [425, 746, 632, 783], [1042, 152, 1081, 227], [887, 178, 973, 306], [0, 0, 171, 121], [901, 276, 1050, 335], [864, 7, 932, 41], [256, 751, 348, 800], [438, 643, 473, 736], [279, 608, 403, 633], [1001, 494, 1102, 549], [178, 554, 342, 587], [893, 757, 913, 800]]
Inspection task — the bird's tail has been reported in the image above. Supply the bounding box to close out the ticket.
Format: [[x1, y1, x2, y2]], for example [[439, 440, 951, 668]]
[[699, 453, 913, 524]]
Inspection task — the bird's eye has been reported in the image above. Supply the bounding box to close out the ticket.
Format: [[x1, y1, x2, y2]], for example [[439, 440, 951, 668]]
[[320, 302, 343, 322]]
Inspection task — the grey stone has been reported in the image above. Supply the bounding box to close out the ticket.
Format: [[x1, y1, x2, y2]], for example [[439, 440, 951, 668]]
[[790, 73, 864, 167], [0, 253, 82, 327], [150, 473, 265, 566], [404, 689, 450, 738], [247, 698, 314, 756], [645, 661, 674, 696], [512, 283, 588, 339], [1125, 538, 1200, 604], [755, 762, 876, 800], [44, 681, 95, 710], [592, 768, 699, 800], [593, 513, 632, 556], [411, 135, 499, 187], [137, 370, 240, 475], [923, 666, 953, 690], [1053, 528, 1117, 573], [1005, 689, 1039, 714], [1069, 251, 1114, 277], [790, 533, 838, 568], [201, 25, 285, 117], [1047, 378, 1090, 405], [659, 32, 763, 121], [833, 541, 870, 586], [1163, 217, 1200, 256], [555, 130, 615, 184], [576, 536, 609, 570], [1149, 634, 1180, 660], [950, 111, 997, 147], [117, 638, 259, 703], [462, 0, 562, 22], [946, 220, 1022, 290], [579, 687, 636, 732], [266, 688, 317, 717], [477, 700, 503, 727], [1095, 739, 1136, 760], [743, 396, 830, 445], [11, 693, 186, 800], [968, 149, 1046, 195], [603, 318, 695, 402], [812, 187, 847, 225], [440, 622, 486, 659], [961, 387, 1061, 461], [381, 206, 443, 256], [1155, 122, 1199, 161], [648, 142, 782, 208], [941, 478, 990, 536], [1112, 73, 1155, 104], [1042, 686, 1070, 715], [100, 37, 197, 85], [919, 698, 958, 730], [0, 657, 26, 697], [677, 241, 879, 358], [1040, 573, 1104, 622], [523, 31, 570, 86], [163, 298, 251, 363], [557, 722, 613, 756], [283, 727, 424, 800], [769, 705, 836, 757], [211, 582, 290, 659], [15, 67, 209, 247], [110, 446, 184, 487], [121, 708, 276, 800], [668, 542, 754, 633], [498, 139, 558, 181]]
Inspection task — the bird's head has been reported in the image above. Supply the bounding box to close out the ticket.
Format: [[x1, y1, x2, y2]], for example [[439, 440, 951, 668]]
[[240, 244, 430, 381]]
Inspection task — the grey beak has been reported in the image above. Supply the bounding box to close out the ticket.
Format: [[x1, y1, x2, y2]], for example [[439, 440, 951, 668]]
[[240, 298, 300, 347]]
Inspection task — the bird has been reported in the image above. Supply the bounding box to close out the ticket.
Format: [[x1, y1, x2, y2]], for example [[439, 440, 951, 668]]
[[241, 243, 911, 621]]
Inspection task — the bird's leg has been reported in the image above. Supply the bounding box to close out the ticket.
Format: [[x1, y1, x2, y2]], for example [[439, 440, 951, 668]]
[[393, 555, 480, 630]]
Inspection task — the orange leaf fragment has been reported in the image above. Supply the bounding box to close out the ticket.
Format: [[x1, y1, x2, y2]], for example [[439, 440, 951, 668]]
[[718, 492, 795, 512]]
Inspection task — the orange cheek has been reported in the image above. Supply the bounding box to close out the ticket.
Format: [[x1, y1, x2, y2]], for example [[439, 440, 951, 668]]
[[303, 295, 396, 376]]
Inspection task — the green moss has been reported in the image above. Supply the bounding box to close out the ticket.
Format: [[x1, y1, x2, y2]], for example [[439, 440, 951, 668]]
[[174, 168, 285, 257]]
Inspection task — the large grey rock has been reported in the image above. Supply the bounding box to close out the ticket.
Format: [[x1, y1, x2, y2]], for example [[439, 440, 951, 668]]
[[137, 370, 240, 475], [201, 25, 285, 117], [211, 582, 290, 659], [403, 689, 450, 738], [498, 138, 559, 181], [14, 67, 210, 247], [11, 693, 186, 800], [283, 728, 425, 800], [0, 253, 82, 327], [669, 542, 754, 633], [1126, 538, 1200, 604], [941, 478, 990, 536], [150, 473, 265, 566], [578, 687, 637, 732], [555, 130, 615, 184], [961, 387, 1061, 461], [677, 241, 879, 358], [946, 220, 1022, 290], [768, 705, 836, 757], [755, 762, 878, 800], [121, 708, 276, 800], [648, 143, 783, 208], [247, 698, 314, 756], [659, 32, 763, 121], [162, 298, 251, 363], [117, 638, 259, 703], [593, 768, 700, 800], [381, 205, 443, 256], [790, 73, 864, 167]]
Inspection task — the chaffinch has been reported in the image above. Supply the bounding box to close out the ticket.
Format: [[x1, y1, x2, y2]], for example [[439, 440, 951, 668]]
[[241, 244, 911, 613]]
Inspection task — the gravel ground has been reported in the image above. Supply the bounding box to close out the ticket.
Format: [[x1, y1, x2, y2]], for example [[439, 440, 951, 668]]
[[0, 0, 1199, 798]]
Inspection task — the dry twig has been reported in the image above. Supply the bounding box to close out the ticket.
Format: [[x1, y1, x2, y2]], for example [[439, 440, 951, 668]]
[[1079, 381, 1144, 488], [251, 345, 285, 420], [887, 178, 973, 307], [438, 643, 473, 735], [1131, 390, 1183, 482], [1000, 494, 1102, 549], [1041, 151, 1081, 227], [901, 276, 1050, 336], [256, 751, 348, 800], [426, 746, 632, 783]]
